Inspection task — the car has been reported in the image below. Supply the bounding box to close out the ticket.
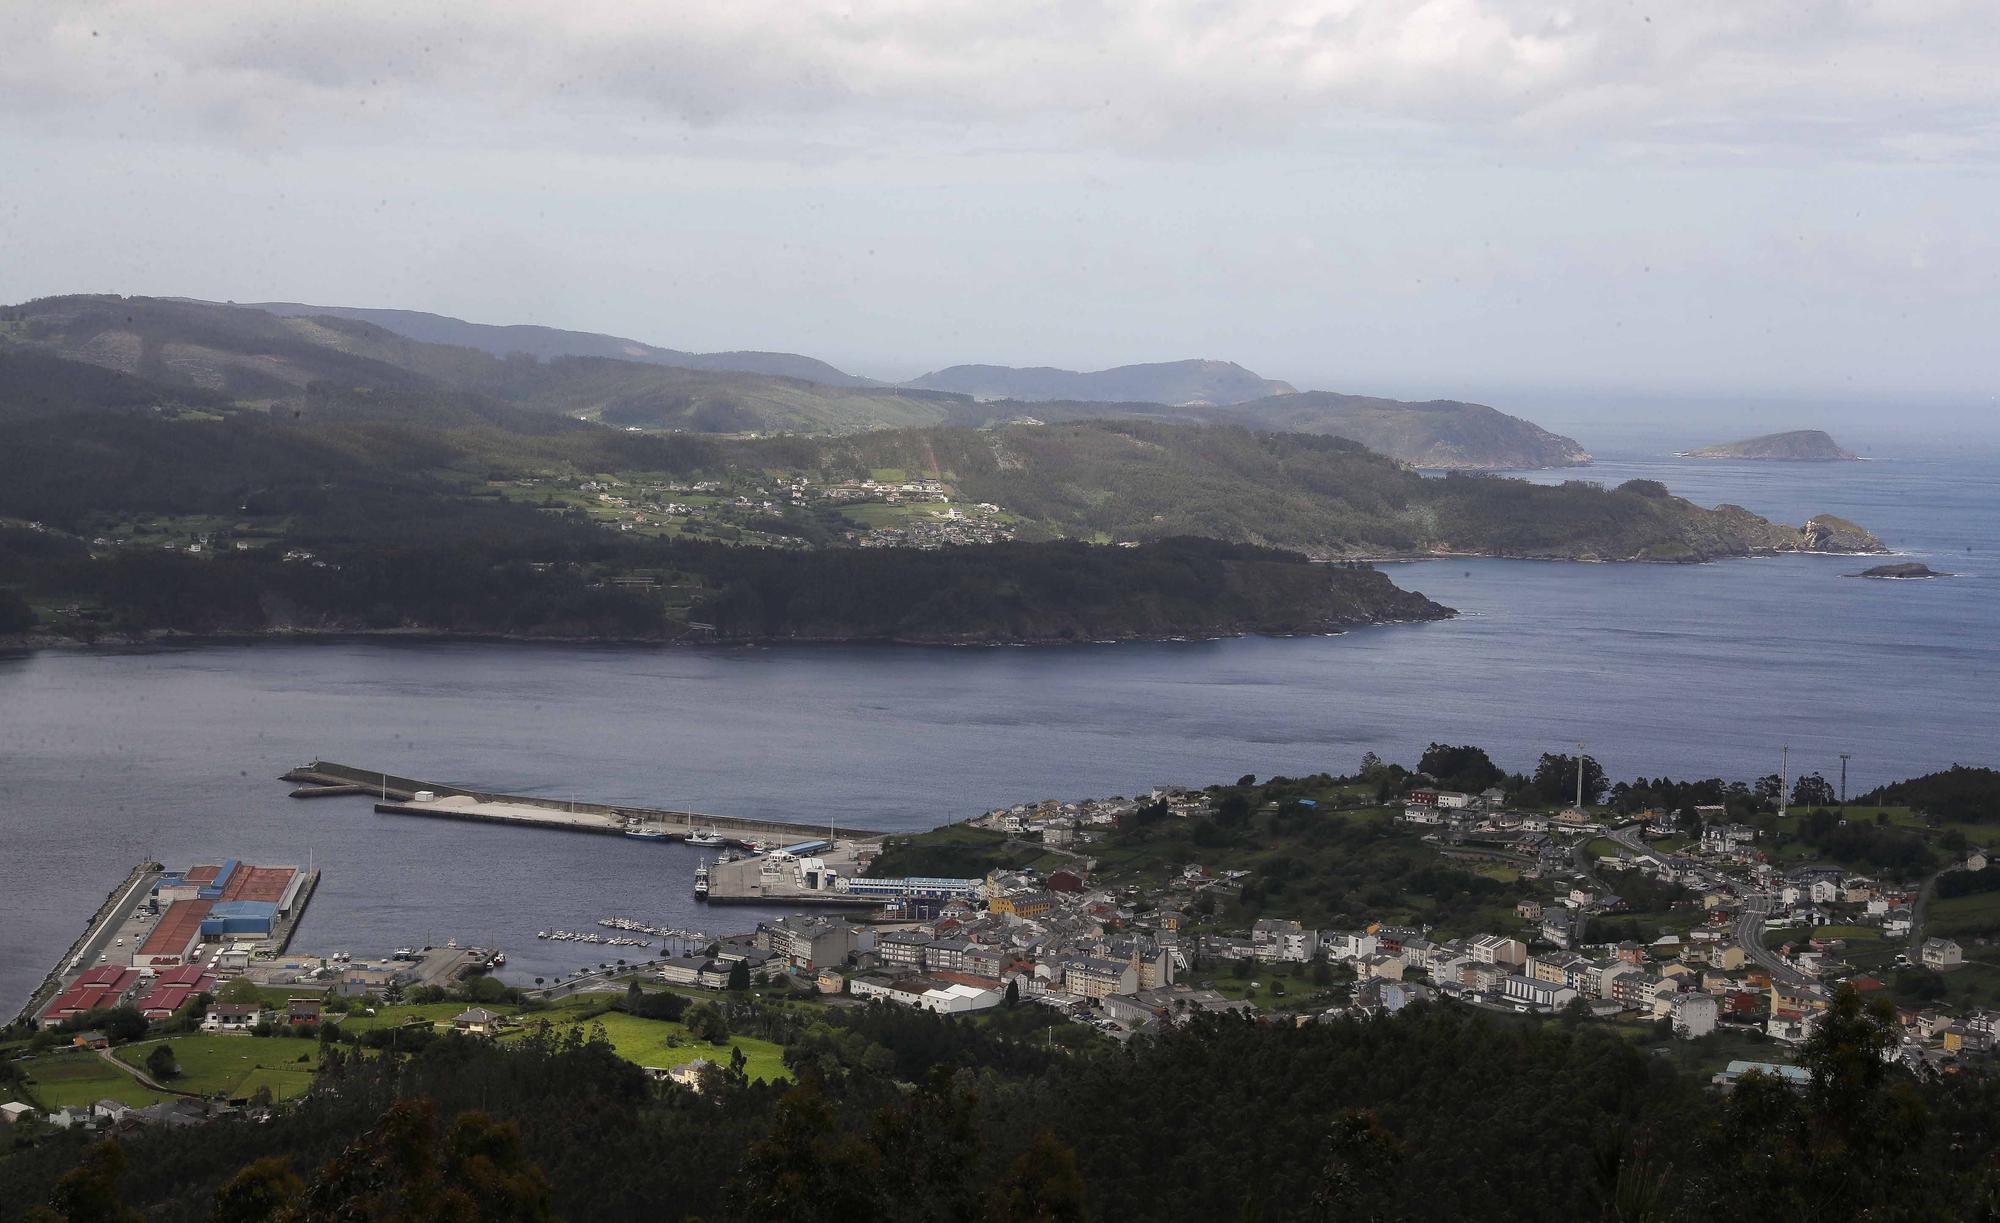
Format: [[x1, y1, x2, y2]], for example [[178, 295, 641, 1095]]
[[113, 937, 124, 946], [98, 953, 108, 962]]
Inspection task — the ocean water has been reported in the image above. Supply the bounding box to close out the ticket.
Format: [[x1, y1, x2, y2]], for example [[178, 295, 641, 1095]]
[[2, 442, 1994, 1011]]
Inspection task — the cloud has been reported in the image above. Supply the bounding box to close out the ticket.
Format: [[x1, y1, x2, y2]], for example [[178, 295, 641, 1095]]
[[3, 1, 1996, 162]]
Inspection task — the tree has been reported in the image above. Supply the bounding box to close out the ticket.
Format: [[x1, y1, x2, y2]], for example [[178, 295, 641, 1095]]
[[144, 1042, 179, 1081], [0, 590, 36, 634], [727, 1080, 882, 1221], [1792, 772, 1836, 809], [211, 1157, 302, 1223], [1005, 979, 1021, 1008], [1310, 1109, 1402, 1222], [726, 959, 751, 992], [96, 1006, 148, 1044], [1418, 743, 1503, 793], [44, 1139, 141, 1223], [989, 1130, 1087, 1223], [1533, 753, 1605, 806]]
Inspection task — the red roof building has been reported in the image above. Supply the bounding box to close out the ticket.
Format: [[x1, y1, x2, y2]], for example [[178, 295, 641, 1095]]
[[135, 899, 213, 968], [136, 964, 218, 1018], [39, 965, 142, 1027], [220, 865, 295, 903]]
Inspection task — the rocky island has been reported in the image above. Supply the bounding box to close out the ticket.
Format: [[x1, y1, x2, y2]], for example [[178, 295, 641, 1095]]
[[1848, 562, 1951, 580], [1683, 429, 1859, 461]]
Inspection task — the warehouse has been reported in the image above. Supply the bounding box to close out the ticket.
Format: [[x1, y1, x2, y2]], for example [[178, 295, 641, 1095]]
[[200, 900, 279, 939], [39, 965, 142, 1027], [133, 899, 212, 969], [136, 964, 218, 1019], [220, 864, 296, 904]]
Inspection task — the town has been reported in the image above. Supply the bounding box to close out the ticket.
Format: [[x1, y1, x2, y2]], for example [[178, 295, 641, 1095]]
[[488, 467, 1021, 552], [5, 756, 1994, 1145]]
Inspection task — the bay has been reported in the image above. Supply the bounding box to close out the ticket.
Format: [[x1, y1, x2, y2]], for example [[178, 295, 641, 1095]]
[[2, 442, 1994, 1012]]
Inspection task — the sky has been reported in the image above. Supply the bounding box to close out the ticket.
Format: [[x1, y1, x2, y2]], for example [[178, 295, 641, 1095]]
[[1, 2, 1996, 431]]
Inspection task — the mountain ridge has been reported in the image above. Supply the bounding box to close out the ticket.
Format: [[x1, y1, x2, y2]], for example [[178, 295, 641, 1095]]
[[907, 358, 1295, 405], [4, 293, 1587, 469]]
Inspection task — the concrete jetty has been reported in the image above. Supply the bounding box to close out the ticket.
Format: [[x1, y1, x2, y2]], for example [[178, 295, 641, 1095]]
[[289, 760, 884, 846]]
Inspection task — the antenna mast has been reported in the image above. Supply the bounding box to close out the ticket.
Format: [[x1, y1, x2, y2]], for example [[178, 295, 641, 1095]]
[[1779, 744, 1789, 818], [1838, 752, 1851, 805]]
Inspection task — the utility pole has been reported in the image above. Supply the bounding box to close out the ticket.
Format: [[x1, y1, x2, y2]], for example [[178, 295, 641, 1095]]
[[1839, 752, 1851, 805]]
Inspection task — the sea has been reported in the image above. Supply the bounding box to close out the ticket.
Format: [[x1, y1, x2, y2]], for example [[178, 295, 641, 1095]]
[[2, 434, 1995, 1012]]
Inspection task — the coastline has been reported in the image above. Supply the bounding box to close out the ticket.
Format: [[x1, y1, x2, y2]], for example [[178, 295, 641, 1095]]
[[0, 610, 1456, 656]]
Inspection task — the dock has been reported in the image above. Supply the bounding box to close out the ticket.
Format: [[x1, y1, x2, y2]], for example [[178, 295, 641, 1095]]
[[285, 760, 885, 846], [703, 846, 882, 907]]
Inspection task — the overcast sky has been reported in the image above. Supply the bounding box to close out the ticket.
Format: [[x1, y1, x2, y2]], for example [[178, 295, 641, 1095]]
[[1, 2, 1995, 427]]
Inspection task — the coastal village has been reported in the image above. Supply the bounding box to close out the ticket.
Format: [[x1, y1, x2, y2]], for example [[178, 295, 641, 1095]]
[[491, 468, 1021, 551], [669, 783, 1997, 1086], [7, 769, 1994, 1138]]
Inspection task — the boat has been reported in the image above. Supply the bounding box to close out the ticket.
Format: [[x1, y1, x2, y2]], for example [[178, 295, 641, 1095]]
[[687, 831, 725, 847], [693, 859, 710, 899], [624, 827, 670, 841]]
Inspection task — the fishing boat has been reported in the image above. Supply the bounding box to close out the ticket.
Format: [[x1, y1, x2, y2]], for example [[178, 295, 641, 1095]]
[[693, 859, 710, 899], [624, 826, 670, 841], [687, 830, 725, 847]]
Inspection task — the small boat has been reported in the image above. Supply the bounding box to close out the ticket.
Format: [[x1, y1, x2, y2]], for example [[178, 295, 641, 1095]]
[[687, 831, 725, 847], [694, 860, 710, 899], [624, 827, 670, 841]]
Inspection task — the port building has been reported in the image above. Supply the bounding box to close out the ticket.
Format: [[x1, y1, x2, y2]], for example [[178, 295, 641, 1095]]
[[134, 899, 213, 969], [39, 965, 143, 1027]]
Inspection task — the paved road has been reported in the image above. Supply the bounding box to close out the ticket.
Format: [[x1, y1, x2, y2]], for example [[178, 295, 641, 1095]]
[[1736, 893, 1822, 994], [68, 868, 160, 979], [1908, 869, 1945, 956], [95, 1046, 197, 1098], [1606, 823, 1648, 856]]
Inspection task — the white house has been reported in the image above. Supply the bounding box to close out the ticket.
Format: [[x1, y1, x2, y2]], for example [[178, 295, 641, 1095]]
[[1922, 938, 1965, 970], [1672, 992, 1719, 1039], [1500, 974, 1577, 1012], [202, 1002, 262, 1032]]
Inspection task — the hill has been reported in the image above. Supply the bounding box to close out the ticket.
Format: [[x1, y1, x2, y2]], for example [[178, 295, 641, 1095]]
[[974, 389, 1591, 469], [3, 295, 1592, 467], [720, 421, 1874, 561], [907, 358, 1294, 405], [228, 299, 882, 386], [1685, 429, 1858, 461], [0, 294, 966, 433]]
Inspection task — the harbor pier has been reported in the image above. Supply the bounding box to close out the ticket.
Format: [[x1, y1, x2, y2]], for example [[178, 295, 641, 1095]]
[[285, 760, 885, 847]]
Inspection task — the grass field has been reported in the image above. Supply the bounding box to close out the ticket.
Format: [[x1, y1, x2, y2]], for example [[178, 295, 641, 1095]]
[[516, 1007, 791, 1084], [1927, 891, 2000, 941], [333, 1002, 469, 1033], [16, 1050, 174, 1111], [115, 1035, 321, 1103]]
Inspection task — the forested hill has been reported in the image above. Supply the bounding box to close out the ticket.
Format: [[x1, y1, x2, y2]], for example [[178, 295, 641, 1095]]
[[228, 299, 882, 387], [712, 421, 1885, 562], [978, 389, 1592, 469], [906, 358, 1294, 405], [4, 986, 1996, 1221], [2, 294, 1588, 468]]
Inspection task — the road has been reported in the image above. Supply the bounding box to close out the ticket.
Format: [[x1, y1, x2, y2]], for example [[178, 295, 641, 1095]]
[[64, 866, 161, 983], [1735, 893, 1822, 994], [1908, 869, 1944, 956], [95, 1046, 196, 1098]]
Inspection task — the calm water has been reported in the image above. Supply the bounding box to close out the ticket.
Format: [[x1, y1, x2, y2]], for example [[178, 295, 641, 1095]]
[[3, 441, 1995, 1011]]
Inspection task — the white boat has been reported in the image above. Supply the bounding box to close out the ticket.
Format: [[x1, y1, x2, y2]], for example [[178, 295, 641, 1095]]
[[687, 831, 725, 847], [694, 860, 710, 899]]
